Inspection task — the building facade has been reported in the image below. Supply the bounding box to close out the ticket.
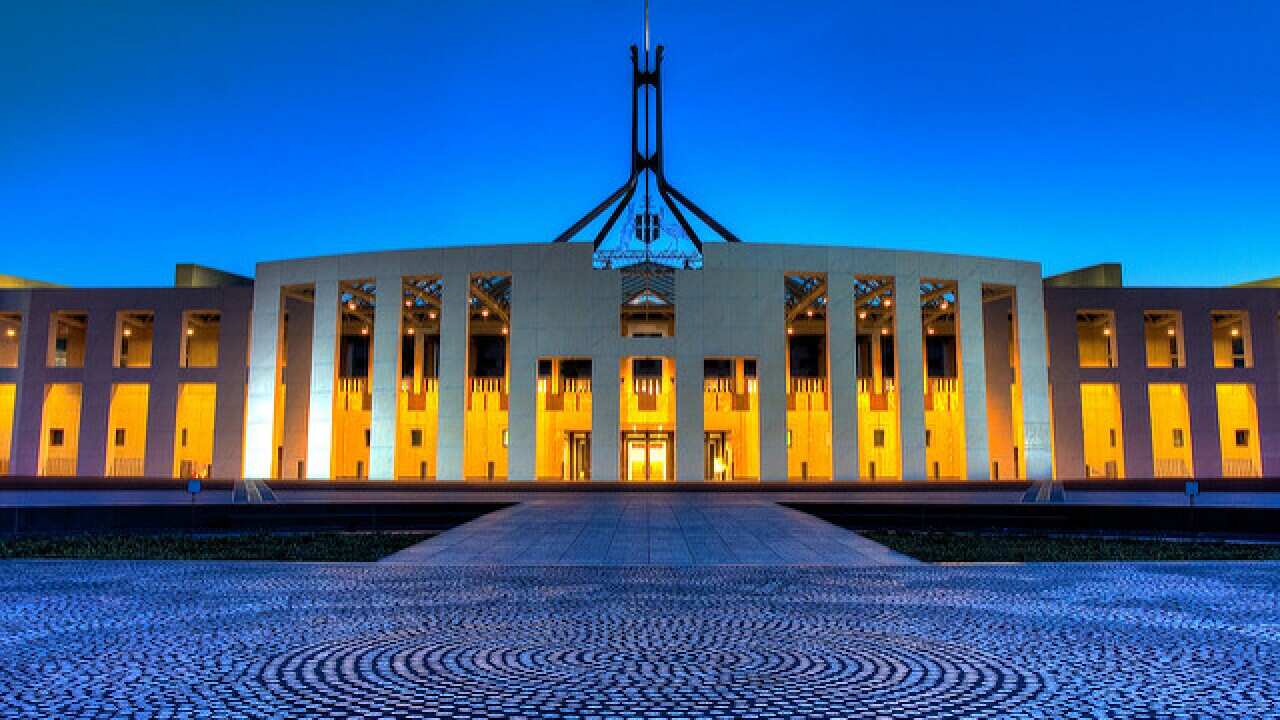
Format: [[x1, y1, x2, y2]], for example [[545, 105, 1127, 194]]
[[0, 253, 1277, 483]]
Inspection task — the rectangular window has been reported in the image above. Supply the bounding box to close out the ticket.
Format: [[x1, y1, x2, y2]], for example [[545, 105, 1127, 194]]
[[410, 428, 423, 447], [1215, 383, 1261, 477], [1148, 384, 1192, 478], [49, 428, 64, 447], [114, 311, 155, 368], [873, 429, 885, 448], [114, 428, 126, 447], [47, 312, 88, 368], [181, 428, 188, 447], [1172, 428, 1184, 448], [1076, 311, 1117, 368], [1144, 311, 1184, 368], [1211, 311, 1252, 368], [180, 311, 221, 368], [1080, 383, 1124, 478], [1235, 429, 1250, 447], [364, 428, 371, 447], [0, 313, 20, 368]]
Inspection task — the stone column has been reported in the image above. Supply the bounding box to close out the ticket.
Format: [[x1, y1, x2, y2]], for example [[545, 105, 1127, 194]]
[[507, 275, 536, 481], [304, 279, 338, 479], [894, 273, 927, 480], [243, 276, 283, 478], [590, 351, 620, 481], [828, 273, 858, 481], [368, 275, 401, 480], [957, 277, 990, 480], [759, 271, 788, 481], [435, 272, 469, 481], [76, 307, 116, 477], [676, 348, 705, 482], [1015, 280, 1054, 480]]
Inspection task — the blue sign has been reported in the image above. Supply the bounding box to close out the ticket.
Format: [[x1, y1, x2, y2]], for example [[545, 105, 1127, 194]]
[[187, 479, 202, 495]]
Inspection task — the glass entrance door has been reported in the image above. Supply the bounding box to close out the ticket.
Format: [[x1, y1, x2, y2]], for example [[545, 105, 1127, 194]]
[[565, 431, 591, 481], [622, 431, 672, 482], [704, 431, 729, 481]]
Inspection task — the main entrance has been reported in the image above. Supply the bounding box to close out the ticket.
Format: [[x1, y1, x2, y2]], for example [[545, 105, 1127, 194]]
[[621, 431, 673, 482]]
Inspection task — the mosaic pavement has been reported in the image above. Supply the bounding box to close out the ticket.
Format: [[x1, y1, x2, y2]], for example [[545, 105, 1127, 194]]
[[1, 562, 1278, 718]]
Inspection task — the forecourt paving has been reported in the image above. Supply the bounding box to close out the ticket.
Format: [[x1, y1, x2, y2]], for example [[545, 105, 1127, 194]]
[[0, 561, 1277, 719]]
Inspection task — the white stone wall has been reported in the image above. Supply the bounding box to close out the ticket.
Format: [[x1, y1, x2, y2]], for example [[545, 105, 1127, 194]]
[[240, 242, 1051, 481]]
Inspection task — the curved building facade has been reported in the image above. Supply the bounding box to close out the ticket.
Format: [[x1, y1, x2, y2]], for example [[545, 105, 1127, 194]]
[[241, 242, 1052, 482]]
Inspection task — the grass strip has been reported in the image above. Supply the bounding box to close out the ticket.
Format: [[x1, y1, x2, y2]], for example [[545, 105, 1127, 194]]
[[862, 530, 1280, 563], [0, 532, 433, 562]]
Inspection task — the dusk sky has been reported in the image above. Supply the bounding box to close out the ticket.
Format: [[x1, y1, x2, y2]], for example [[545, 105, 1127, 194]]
[[3, 1, 1279, 287]]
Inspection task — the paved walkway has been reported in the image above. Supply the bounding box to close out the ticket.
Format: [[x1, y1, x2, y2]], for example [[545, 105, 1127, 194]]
[[382, 493, 915, 566], [2, 561, 1276, 718]]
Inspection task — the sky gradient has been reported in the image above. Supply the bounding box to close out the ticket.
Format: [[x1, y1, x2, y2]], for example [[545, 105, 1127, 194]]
[[3, 1, 1279, 287]]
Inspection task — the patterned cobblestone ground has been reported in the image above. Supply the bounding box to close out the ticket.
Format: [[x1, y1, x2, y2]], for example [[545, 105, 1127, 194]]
[[0, 562, 1277, 719]]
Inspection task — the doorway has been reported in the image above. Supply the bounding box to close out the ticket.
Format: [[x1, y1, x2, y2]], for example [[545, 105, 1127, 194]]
[[565, 431, 591, 481], [622, 431, 672, 482], [704, 431, 730, 481]]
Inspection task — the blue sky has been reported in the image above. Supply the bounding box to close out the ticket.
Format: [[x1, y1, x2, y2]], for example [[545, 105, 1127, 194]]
[[2, 1, 1278, 287]]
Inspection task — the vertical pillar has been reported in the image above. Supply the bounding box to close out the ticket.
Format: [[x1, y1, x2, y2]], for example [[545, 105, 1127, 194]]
[[1116, 306, 1153, 479], [958, 277, 990, 480], [1182, 308, 1221, 478], [507, 275, 536, 481], [368, 275, 400, 480], [243, 277, 283, 478], [76, 307, 115, 477], [436, 272, 469, 481], [1015, 280, 1054, 480], [590, 352, 620, 481], [144, 306, 181, 478], [212, 295, 251, 480], [895, 274, 927, 480], [280, 298, 314, 479], [305, 279, 338, 479], [759, 271, 788, 481], [676, 351, 704, 481], [828, 273, 858, 481]]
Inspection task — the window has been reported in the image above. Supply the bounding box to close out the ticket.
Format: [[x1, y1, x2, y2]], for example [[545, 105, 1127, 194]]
[[1172, 428, 1184, 448], [48, 312, 88, 368], [925, 429, 932, 448], [537, 359, 553, 377], [181, 428, 189, 448], [410, 428, 423, 447], [114, 428, 126, 447], [364, 429, 371, 447], [180, 311, 221, 368], [743, 359, 758, 378], [1076, 311, 1117, 368], [1211, 311, 1252, 368], [502, 428, 509, 448], [873, 429, 885, 448], [786, 429, 793, 448], [114, 311, 155, 368], [1109, 428, 1117, 448], [704, 358, 732, 378], [49, 428, 65, 447], [1235, 429, 1250, 448], [1144, 311, 1184, 368], [0, 313, 20, 368]]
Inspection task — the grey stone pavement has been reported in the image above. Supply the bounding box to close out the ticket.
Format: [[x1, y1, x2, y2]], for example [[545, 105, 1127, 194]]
[[381, 493, 916, 566], [1, 561, 1278, 719]]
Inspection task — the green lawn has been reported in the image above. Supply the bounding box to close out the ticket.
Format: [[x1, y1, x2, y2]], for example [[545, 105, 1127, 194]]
[[862, 530, 1280, 563], [0, 532, 434, 562]]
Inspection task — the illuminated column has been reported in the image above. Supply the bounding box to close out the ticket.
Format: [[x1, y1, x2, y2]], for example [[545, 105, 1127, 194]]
[[895, 273, 927, 480], [828, 273, 858, 481], [507, 277, 536, 481], [243, 273, 283, 478], [957, 277, 990, 480], [1015, 279, 1054, 480], [435, 272, 469, 481], [304, 279, 338, 479], [590, 351, 620, 481], [368, 275, 400, 480]]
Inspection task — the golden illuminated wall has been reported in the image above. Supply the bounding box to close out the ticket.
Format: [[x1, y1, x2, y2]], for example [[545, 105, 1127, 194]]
[[0, 384, 14, 474], [464, 377, 508, 480], [787, 377, 831, 481], [332, 377, 371, 478], [620, 358, 676, 431], [1080, 382, 1124, 478], [173, 383, 216, 478], [1216, 383, 1261, 477], [105, 383, 149, 477], [857, 377, 898, 480], [703, 360, 759, 481], [39, 383, 82, 476], [535, 364, 593, 481], [396, 377, 439, 479], [1148, 384, 1192, 477], [924, 377, 965, 479]]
